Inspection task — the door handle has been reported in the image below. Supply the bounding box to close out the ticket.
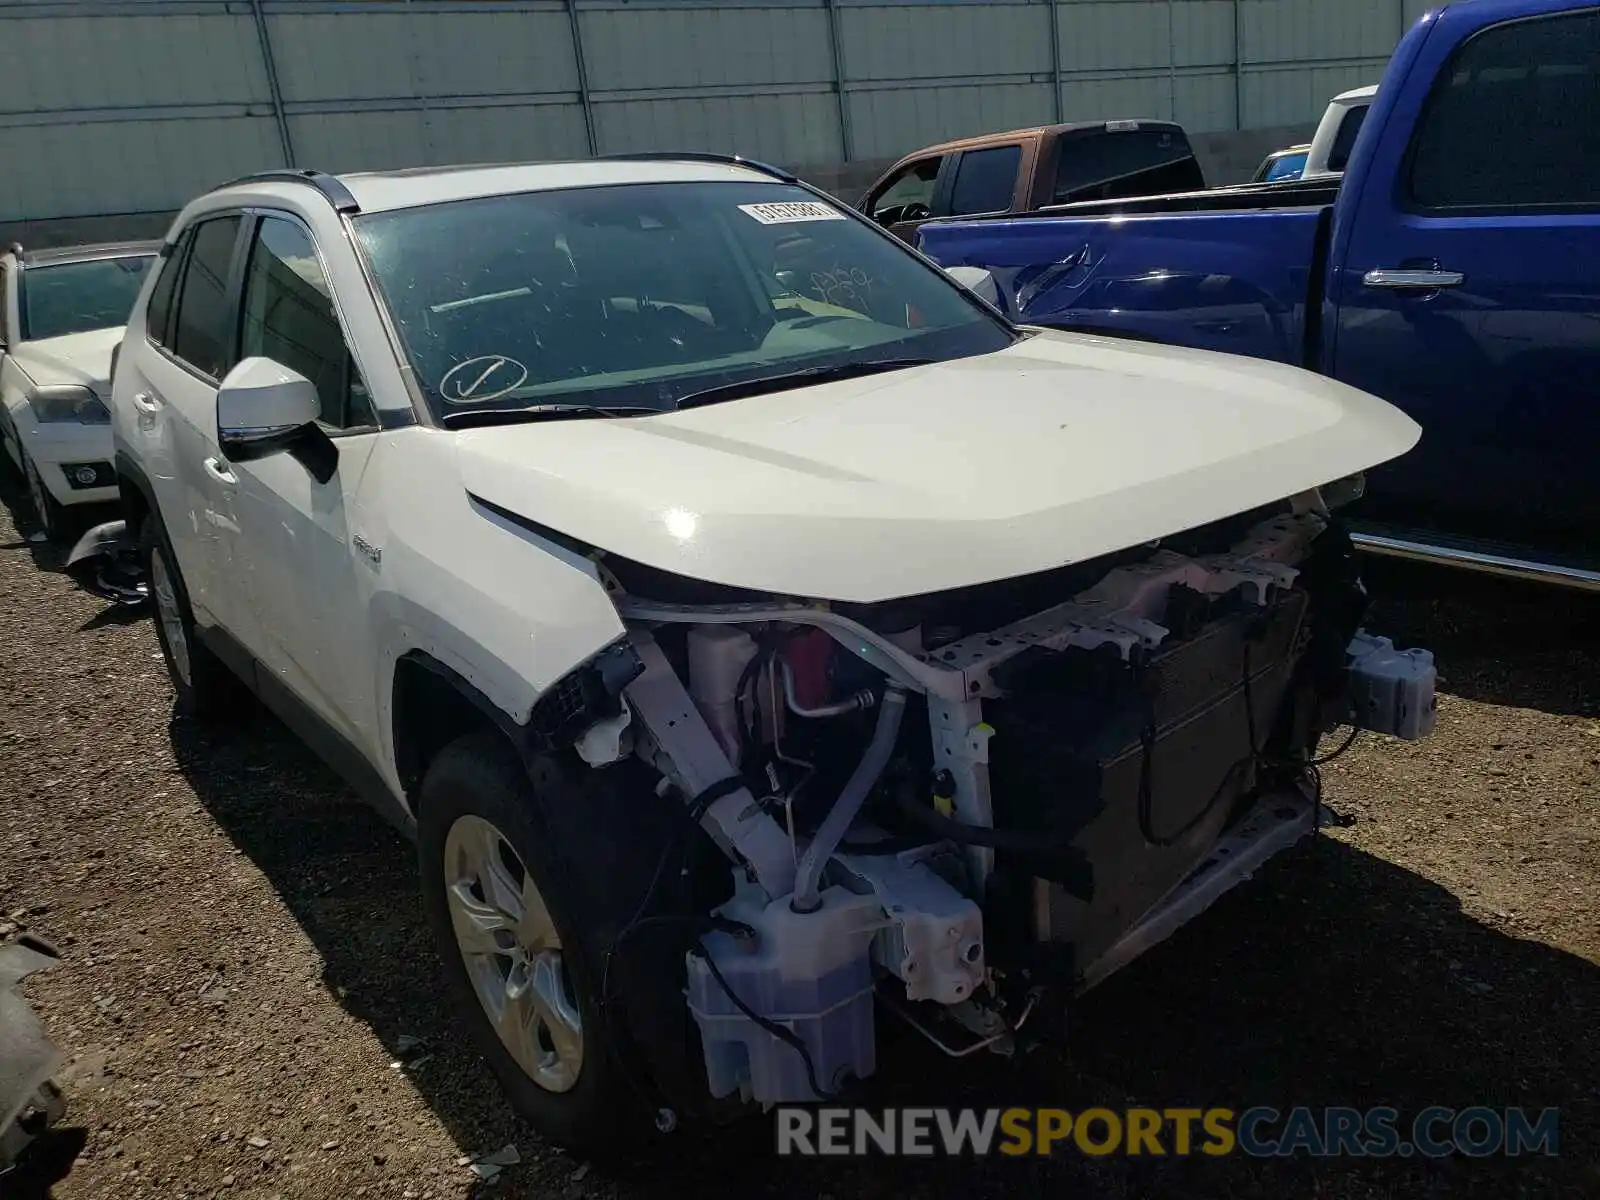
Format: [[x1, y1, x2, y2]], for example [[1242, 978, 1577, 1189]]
[[1363, 268, 1465, 290], [130, 391, 162, 415], [202, 456, 237, 485]]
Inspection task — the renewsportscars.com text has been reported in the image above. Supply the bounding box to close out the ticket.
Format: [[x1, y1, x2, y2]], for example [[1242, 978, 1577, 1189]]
[[775, 1106, 1560, 1158]]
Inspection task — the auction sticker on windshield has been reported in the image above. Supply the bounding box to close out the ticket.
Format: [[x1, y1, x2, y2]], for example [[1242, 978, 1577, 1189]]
[[738, 201, 847, 224]]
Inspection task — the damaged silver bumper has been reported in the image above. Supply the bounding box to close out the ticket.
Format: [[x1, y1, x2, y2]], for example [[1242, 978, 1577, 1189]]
[[0, 935, 67, 1177], [63, 519, 147, 607]]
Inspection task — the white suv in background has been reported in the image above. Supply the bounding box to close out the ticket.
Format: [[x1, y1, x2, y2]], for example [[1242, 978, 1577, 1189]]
[[103, 159, 1432, 1151], [0, 241, 158, 541], [1301, 84, 1377, 180]]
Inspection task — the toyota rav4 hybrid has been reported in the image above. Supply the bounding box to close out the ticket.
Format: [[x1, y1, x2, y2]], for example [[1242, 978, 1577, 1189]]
[[95, 157, 1437, 1149], [0, 241, 158, 542]]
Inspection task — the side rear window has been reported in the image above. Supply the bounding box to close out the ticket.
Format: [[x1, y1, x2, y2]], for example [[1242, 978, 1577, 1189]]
[[1054, 127, 1197, 202], [948, 145, 1022, 216], [170, 216, 242, 378], [145, 237, 187, 349], [1407, 10, 1600, 211], [1326, 106, 1369, 173]]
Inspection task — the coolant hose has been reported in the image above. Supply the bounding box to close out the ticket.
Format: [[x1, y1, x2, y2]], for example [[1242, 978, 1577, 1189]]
[[790, 684, 909, 913], [893, 793, 1095, 901]]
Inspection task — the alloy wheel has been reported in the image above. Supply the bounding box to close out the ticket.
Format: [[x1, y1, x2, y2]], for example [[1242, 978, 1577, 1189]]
[[443, 813, 584, 1093]]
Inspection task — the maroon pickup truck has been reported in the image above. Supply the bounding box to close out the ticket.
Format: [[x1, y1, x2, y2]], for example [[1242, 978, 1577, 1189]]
[[856, 119, 1205, 242]]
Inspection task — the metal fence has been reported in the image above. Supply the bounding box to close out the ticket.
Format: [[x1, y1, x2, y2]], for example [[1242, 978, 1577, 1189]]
[[0, 0, 1431, 226]]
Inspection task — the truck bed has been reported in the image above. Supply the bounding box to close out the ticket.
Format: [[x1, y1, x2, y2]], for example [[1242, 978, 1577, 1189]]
[[916, 182, 1336, 366]]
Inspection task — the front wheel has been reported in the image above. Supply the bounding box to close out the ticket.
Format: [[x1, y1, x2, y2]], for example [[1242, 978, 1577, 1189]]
[[139, 515, 247, 722], [22, 452, 66, 544], [417, 732, 637, 1151]]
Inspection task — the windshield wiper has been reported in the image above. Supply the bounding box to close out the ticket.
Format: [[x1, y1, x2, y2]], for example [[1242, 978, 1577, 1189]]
[[671, 358, 938, 411], [439, 403, 665, 429]]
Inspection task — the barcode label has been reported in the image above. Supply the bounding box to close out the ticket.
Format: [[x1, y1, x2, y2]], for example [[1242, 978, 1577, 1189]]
[[738, 201, 848, 225]]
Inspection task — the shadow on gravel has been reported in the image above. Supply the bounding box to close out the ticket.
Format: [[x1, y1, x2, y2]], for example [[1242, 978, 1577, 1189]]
[[0, 454, 113, 576], [1, 1127, 90, 1200], [0, 457, 57, 573], [75, 605, 146, 632], [166, 708, 1600, 1200], [1361, 558, 1600, 719]]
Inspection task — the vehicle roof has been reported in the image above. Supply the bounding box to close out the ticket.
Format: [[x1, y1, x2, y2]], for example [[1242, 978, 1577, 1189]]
[[15, 240, 160, 267], [331, 159, 788, 214], [1267, 144, 1313, 157], [902, 119, 1186, 160], [1331, 84, 1379, 104]]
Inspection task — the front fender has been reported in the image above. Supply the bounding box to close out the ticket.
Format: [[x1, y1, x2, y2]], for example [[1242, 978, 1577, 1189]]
[[365, 436, 629, 801]]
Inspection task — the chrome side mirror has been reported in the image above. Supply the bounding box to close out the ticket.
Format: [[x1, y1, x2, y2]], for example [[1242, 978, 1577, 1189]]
[[217, 357, 320, 462]]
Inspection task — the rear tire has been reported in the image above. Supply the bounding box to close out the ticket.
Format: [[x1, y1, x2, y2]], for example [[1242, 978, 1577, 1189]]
[[139, 514, 247, 722], [417, 731, 639, 1152]]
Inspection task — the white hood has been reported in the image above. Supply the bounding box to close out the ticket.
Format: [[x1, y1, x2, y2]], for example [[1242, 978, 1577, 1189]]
[[10, 326, 124, 395], [457, 329, 1420, 603]]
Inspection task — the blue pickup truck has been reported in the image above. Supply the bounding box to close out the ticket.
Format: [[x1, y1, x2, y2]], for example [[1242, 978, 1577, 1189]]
[[918, 0, 1600, 590]]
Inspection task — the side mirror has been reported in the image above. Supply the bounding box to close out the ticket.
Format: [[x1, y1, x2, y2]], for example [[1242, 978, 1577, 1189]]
[[942, 264, 1004, 310], [217, 357, 320, 462]]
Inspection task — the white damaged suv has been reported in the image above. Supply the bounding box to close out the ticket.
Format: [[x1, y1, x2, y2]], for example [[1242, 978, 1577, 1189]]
[[103, 157, 1437, 1148]]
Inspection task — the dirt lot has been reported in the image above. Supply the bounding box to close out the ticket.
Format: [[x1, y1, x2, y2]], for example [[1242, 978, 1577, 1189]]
[[2, 475, 1597, 1200]]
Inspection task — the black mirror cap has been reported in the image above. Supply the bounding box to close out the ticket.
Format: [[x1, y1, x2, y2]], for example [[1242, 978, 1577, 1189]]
[[220, 422, 339, 486], [219, 423, 307, 463]]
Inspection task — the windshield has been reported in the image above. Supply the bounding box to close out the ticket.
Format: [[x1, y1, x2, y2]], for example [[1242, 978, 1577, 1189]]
[[1261, 151, 1309, 183], [351, 180, 1015, 420], [21, 254, 155, 341]]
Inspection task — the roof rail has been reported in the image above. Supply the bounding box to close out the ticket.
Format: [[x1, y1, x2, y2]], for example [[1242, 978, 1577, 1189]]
[[212, 168, 360, 213], [596, 151, 797, 183]]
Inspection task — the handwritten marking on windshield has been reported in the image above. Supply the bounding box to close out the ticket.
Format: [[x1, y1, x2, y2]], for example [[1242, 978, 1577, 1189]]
[[809, 265, 873, 310], [439, 355, 530, 404]]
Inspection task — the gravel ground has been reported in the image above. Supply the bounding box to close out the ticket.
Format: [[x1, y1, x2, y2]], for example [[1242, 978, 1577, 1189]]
[[1, 472, 1596, 1200]]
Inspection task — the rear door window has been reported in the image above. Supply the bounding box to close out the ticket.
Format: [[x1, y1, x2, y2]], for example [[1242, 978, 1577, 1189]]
[[947, 145, 1022, 216], [145, 238, 188, 350], [1406, 9, 1600, 211]]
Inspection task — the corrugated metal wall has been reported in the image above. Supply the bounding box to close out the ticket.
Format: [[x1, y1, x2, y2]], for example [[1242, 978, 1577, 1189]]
[[0, 0, 1433, 225]]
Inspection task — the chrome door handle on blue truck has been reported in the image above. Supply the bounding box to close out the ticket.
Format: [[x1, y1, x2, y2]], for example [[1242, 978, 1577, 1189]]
[[917, 0, 1600, 592], [1362, 269, 1465, 290]]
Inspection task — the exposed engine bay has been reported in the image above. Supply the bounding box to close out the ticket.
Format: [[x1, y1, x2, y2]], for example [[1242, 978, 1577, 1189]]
[[554, 486, 1437, 1114]]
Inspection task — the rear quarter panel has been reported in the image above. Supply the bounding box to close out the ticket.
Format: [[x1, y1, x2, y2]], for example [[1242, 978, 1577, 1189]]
[[917, 208, 1327, 364]]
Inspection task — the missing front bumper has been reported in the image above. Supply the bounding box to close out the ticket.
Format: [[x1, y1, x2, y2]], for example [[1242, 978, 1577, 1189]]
[[1074, 783, 1318, 994]]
